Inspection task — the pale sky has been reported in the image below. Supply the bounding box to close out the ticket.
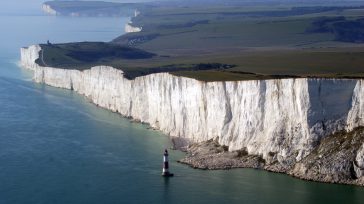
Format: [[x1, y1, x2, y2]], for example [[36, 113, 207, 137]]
[[0, 0, 362, 15], [0, 0, 157, 15], [0, 0, 45, 15]]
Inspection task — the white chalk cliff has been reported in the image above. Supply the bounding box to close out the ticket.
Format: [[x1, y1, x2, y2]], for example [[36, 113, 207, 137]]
[[125, 23, 142, 33], [20, 45, 364, 168], [42, 4, 58, 15]]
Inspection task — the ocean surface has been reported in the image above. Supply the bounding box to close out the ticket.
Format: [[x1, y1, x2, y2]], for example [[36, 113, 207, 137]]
[[1, 14, 364, 204]]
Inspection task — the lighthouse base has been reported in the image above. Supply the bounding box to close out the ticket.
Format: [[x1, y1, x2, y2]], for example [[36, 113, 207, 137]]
[[162, 172, 174, 177]]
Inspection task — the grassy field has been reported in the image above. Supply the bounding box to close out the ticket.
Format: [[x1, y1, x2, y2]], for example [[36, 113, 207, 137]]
[[41, 3, 364, 81], [38, 42, 238, 79], [37, 42, 155, 70]]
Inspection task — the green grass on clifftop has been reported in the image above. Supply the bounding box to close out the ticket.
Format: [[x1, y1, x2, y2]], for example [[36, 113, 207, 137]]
[[37, 42, 155, 69], [37, 42, 237, 79], [39, 3, 364, 81]]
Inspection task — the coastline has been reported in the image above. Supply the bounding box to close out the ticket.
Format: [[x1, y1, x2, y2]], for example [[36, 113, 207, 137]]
[[19, 44, 364, 186], [179, 130, 364, 186]]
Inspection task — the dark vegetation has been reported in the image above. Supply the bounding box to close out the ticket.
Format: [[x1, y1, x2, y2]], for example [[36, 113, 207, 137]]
[[306, 16, 346, 33], [158, 20, 209, 29], [113, 33, 160, 47], [307, 17, 364, 43], [222, 6, 363, 18]]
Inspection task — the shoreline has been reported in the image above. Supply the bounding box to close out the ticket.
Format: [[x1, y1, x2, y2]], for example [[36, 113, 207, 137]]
[[179, 132, 364, 186], [19, 43, 364, 187]]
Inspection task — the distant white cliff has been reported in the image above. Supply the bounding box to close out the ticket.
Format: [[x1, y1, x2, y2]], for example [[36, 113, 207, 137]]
[[20, 45, 364, 169], [125, 23, 142, 33], [42, 3, 58, 15], [134, 10, 140, 17]]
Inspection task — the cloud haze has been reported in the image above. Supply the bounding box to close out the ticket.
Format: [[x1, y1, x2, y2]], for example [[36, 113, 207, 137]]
[[0, 0, 46, 15]]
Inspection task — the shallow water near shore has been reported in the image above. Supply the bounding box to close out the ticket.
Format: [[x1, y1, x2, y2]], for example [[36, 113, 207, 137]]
[[1, 14, 364, 204]]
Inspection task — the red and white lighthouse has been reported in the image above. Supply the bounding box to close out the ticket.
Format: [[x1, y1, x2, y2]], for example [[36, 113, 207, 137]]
[[162, 149, 174, 177]]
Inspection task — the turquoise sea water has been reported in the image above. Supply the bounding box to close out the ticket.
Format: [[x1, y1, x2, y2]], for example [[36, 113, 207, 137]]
[[1, 14, 364, 204]]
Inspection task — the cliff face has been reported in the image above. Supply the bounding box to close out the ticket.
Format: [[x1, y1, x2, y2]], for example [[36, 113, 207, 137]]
[[125, 23, 142, 33], [20, 45, 42, 71], [20, 45, 364, 175], [42, 4, 58, 15]]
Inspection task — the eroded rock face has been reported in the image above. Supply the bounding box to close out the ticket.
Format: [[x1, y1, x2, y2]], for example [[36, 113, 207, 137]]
[[354, 144, 364, 178], [182, 128, 364, 185], [20, 45, 364, 181], [290, 127, 364, 185], [179, 139, 265, 170]]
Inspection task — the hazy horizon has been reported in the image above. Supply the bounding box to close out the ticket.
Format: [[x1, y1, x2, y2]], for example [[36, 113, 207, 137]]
[[0, 0, 165, 15], [1, 0, 364, 16]]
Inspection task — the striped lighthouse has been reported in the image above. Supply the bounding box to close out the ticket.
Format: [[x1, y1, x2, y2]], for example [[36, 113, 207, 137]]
[[162, 149, 174, 177]]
